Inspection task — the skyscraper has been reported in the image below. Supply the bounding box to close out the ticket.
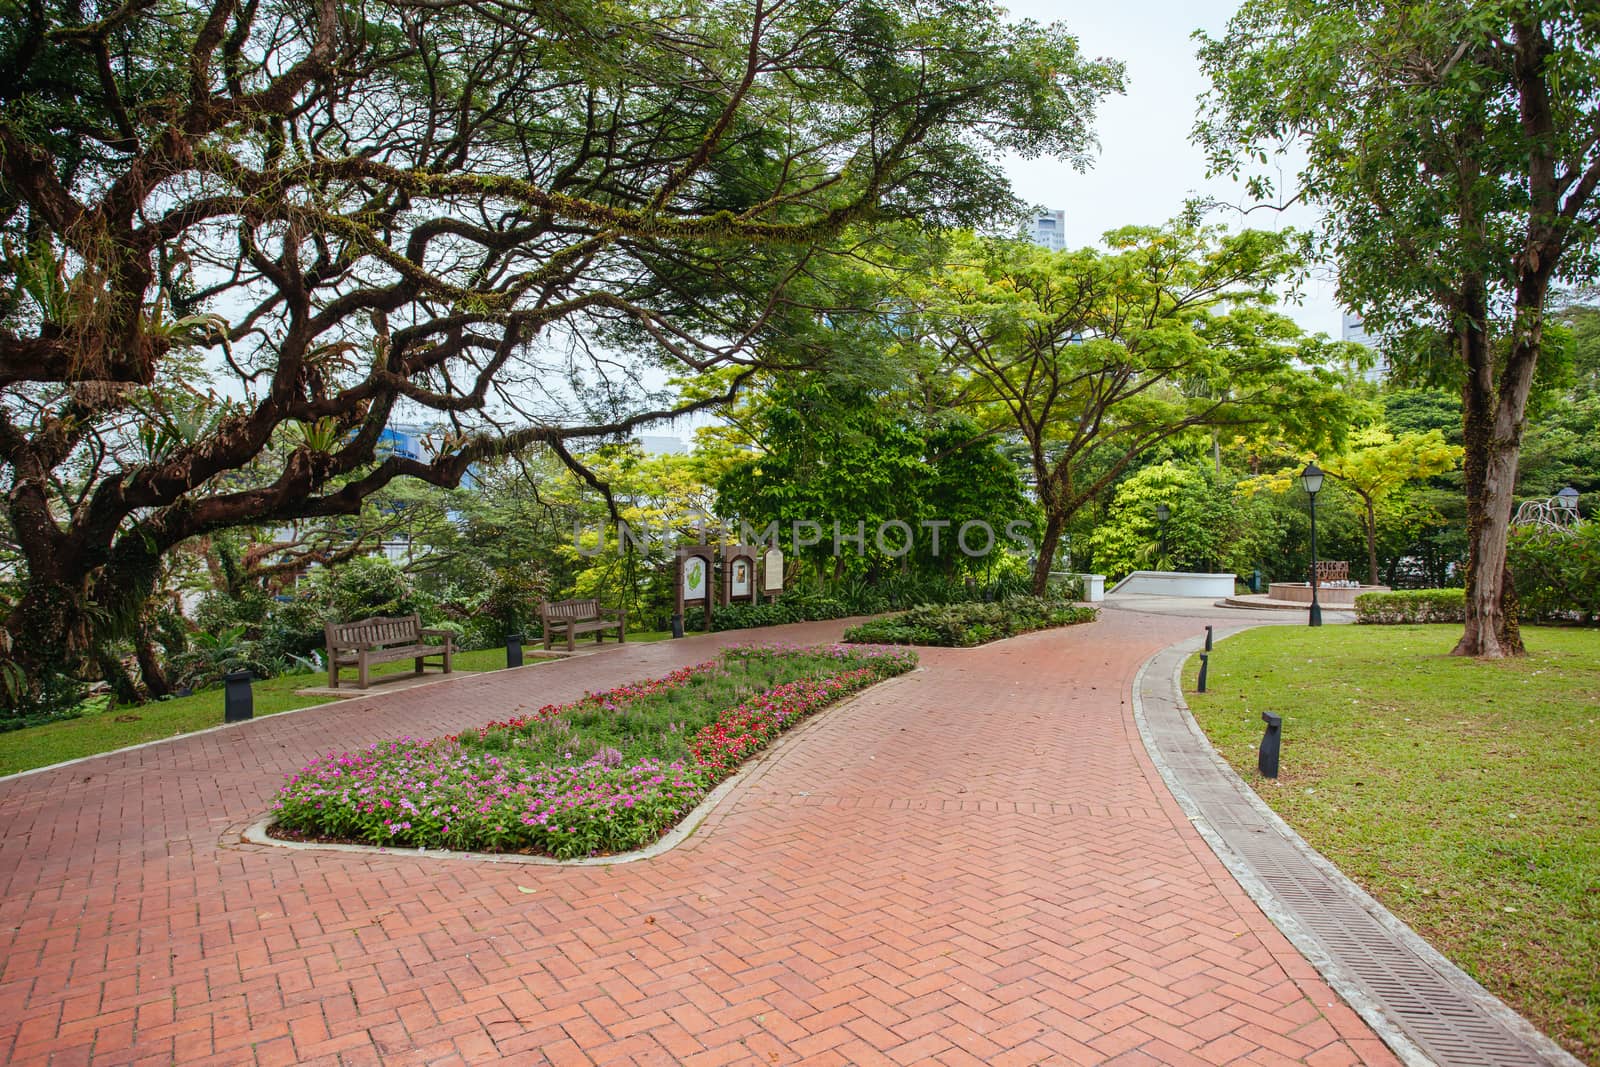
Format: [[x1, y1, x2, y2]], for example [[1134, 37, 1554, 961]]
[[1341, 312, 1389, 382], [1029, 209, 1066, 251]]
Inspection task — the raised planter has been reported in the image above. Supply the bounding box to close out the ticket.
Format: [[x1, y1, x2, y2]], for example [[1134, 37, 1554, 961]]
[[1108, 571, 1237, 599], [1267, 582, 1389, 608]]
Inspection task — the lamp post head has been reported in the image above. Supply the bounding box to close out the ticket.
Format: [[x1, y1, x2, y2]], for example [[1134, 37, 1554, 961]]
[[1155, 503, 1171, 523], [1300, 461, 1325, 497], [1557, 486, 1580, 510]]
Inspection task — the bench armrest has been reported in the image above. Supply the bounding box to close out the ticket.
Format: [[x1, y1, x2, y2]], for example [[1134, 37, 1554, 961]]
[[420, 628, 456, 642]]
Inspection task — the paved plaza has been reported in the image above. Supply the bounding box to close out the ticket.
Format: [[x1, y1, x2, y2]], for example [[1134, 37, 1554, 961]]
[[0, 609, 1399, 1065]]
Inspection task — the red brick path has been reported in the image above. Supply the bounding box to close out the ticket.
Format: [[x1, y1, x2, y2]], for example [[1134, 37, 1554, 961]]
[[0, 611, 1398, 1065]]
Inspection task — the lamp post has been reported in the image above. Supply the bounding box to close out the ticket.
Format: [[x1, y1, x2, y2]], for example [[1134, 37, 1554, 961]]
[[1557, 486, 1580, 516], [1154, 503, 1170, 568], [1301, 461, 1325, 627]]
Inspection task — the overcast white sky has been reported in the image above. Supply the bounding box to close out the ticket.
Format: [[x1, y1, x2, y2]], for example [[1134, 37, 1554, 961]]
[[997, 0, 1347, 338]]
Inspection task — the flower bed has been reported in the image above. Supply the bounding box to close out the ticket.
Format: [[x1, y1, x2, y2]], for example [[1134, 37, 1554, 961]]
[[272, 644, 915, 858], [841, 597, 1097, 647]]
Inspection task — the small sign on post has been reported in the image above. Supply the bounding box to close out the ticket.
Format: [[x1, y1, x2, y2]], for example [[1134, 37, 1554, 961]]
[[675, 546, 715, 634], [723, 544, 758, 605], [761, 546, 784, 603]]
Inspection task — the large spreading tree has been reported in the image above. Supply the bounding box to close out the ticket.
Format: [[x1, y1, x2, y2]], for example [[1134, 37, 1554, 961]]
[[0, 0, 1122, 703], [901, 222, 1353, 594], [1197, 0, 1600, 657]]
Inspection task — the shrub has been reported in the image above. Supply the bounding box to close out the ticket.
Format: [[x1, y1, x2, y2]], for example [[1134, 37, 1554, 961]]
[[1508, 522, 1600, 623], [709, 594, 848, 631], [322, 555, 422, 620], [260, 596, 331, 662], [480, 565, 549, 639], [710, 601, 802, 631], [1354, 588, 1466, 624], [1045, 573, 1086, 600], [842, 597, 1097, 647]]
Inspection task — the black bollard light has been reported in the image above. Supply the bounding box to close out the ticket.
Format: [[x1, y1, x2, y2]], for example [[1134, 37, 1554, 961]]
[[506, 633, 524, 668], [1204, 625, 1214, 651], [1259, 712, 1283, 778], [671, 612, 684, 639], [1197, 653, 1209, 693], [224, 671, 254, 723]]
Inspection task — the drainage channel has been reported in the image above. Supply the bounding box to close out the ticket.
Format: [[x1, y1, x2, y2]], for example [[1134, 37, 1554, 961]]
[[1133, 635, 1581, 1067]]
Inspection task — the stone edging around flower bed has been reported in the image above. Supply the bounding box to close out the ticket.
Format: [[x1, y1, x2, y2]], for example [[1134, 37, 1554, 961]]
[[236, 666, 923, 867]]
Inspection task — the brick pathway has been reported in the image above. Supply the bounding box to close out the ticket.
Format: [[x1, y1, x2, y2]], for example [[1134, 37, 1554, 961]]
[[0, 611, 1399, 1065]]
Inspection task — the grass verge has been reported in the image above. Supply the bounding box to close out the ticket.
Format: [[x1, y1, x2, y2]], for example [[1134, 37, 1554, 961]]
[[0, 647, 522, 777], [0, 631, 680, 778], [1184, 624, 1600, 1064]]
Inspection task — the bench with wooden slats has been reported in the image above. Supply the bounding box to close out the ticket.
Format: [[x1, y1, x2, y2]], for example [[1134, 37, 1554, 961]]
[[540, 599, 626, 652], [324, 613, 454, 689]]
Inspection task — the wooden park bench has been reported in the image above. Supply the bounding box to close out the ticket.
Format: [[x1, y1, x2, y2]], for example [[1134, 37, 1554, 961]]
[[540, 599, 626, 652], [324, 613, 454, 689]]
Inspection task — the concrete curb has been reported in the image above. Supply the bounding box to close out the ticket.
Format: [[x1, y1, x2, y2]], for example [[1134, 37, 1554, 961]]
[[1132, 630, 1582, 1067]]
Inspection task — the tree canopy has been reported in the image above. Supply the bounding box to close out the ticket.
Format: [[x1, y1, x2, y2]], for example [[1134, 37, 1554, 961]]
[[1196, 0, 1600, 656], [899, 221, 1355, 591], [0, 0, 1122, 702]]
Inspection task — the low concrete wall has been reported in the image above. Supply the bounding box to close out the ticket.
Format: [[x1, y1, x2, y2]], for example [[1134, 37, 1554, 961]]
[[1108, 571, 1237, 598], [1267, 582, 1389, 608]]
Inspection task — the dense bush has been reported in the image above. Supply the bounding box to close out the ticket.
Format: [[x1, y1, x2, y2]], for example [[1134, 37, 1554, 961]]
[[842, 597, 1097, 647], [1508, 522, 1600, 623], [708, 570, 1041, 634], [707, 593, 848, 631], [321, 555, 424, 621], [1354, 588, 1467, 624], [480, 565, 549, 640], [259, 596, 332, 662], [166, 626, 281, 691]]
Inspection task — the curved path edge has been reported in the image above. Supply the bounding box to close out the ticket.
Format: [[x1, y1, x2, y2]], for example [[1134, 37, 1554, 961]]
[[1132, 629, 1583, 1067], [235, 668, 919, 868]]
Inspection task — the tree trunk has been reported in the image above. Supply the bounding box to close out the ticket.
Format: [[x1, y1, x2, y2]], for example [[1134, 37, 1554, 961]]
[[1363, 497, 1380, 587], [3, 573, 90, 705], [1451, 272, 1526, 658], [133, 619, 171, 700], [1031, 511, 1064, 596], [1454, 278, 1545, 657], [1456, 437, 1525, 657]]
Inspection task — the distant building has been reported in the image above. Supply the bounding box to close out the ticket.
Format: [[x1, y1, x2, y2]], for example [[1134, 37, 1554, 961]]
[[1341, 313, 1374, 347], [1340, 313, 1389, 383], [1029, 209, 1066, 252], [634, 434, 688, 456], [376, 424, 429, 462]]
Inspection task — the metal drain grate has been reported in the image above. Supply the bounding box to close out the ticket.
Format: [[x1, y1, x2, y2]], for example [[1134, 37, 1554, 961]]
[[1136, 641, 1576, 1067]]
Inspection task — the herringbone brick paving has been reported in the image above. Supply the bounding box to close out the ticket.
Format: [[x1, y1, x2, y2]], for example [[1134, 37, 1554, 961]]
[[0, 611, 1400, 1065]]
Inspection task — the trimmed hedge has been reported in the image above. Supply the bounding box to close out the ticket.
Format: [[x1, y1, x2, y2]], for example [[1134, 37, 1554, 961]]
[[1354, 588, 1466, 624], [841, 597, 1097, 647], [708, 595, 850, 632]]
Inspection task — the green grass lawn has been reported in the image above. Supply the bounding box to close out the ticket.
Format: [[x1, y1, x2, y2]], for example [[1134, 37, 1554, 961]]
[[1184, 625, 1600, 1064], [0, 647, 524, 778], [0, 629, 683, 778]]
